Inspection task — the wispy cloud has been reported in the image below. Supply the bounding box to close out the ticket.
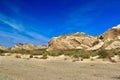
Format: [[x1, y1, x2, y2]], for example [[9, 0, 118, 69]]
[[26, 32, 49, 42], [0, 13, 24, 31], [0, 13, 49, 46]]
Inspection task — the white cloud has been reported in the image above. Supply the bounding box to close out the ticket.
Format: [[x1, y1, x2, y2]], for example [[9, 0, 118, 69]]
[[0, 13, 23, 31], [0, 1, 50, 46], [26, 32, 49, 42]]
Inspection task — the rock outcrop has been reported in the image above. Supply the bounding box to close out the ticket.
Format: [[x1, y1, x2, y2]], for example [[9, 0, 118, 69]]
[[47, 24, 120, 51], [47, 32, 104, 51], [11, 43, 34, 50], [101, 24, 120, 42]]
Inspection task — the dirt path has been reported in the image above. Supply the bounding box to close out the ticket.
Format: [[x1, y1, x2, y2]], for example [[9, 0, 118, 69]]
[[0, 56, 120, 80]]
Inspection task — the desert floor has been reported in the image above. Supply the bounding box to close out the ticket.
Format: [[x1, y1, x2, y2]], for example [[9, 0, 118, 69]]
[[0, 56, 120, 80]]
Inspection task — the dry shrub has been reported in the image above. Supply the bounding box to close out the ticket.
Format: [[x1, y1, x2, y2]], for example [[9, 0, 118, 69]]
[[108, 57, 117, 63], [29, 55, 33, 58], [90, 58, 94, 61], [34, 56, 39, 59], [15, 55, 21, 58], [40, 56, 48, 59], [0, 53, 5, 56], [72, 58, 79, 62], [64, 58, 67, 60], [6, 53, 11, 56], [72, 60, 76, 62], [112, 76, 120, 79], [80, 58, 84, 61]]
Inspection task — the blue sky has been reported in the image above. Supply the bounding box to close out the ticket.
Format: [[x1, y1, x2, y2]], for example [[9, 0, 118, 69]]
[[0, 0, 120, 47]]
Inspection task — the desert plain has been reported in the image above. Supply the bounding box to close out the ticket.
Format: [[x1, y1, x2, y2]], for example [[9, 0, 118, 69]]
[[0, 55, 120, 80]]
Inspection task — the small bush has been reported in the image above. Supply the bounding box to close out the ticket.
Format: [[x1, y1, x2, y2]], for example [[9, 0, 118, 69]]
[[40, 56, 48, 59], [29, 55, 33, 58], [79, 53, 90, 59], [48, 50, 63, 56], [61, 49, 91, 59], [34, 56, 39, 59], [73, 53, 80, 58], [97, 49, 111, 59], [0, 49, 8, 56], [15, 55, 21, 58], [64, 49, 79, 57], [89, 50, 98, 57], [113, 76, 120, 79], [64, 58, 68, 60], [0, 53, 5, 56], [0, 49, 7, 53]]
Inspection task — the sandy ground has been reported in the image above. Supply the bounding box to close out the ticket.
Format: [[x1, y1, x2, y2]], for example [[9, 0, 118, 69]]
[[0, 55, 120, 80]]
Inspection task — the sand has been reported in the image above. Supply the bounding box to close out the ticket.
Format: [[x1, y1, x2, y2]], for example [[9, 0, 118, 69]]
[[0, 55, 120, 80]]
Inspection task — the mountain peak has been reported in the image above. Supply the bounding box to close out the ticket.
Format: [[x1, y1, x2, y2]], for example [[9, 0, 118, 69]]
[[112, 24, 120, 29]]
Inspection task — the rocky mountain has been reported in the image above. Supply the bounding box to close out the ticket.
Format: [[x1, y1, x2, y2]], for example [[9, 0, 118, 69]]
[[47, 24, 120, 51], [47, 32, 104, 51], [0, 46, 7, 50], [11, 43, 47, 50], [101, 24, 120, 50], [101, 24, 120, 42]]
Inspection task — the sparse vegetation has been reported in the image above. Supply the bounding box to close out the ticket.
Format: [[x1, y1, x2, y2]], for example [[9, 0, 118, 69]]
[[0, 49, 7, 54], [3, 49, 48, 55], [0, 49, 7, 56], [97, 49, 110, 59], [79, 52, 90, 59], [97, 49, 118, 62], [0, 48, 119, 62]]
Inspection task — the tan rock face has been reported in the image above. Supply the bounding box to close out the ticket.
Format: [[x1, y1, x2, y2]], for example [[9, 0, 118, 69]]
[[87, 41, 104, 50], [35, 45, 47, 50], [105, 41, 120, 50]]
